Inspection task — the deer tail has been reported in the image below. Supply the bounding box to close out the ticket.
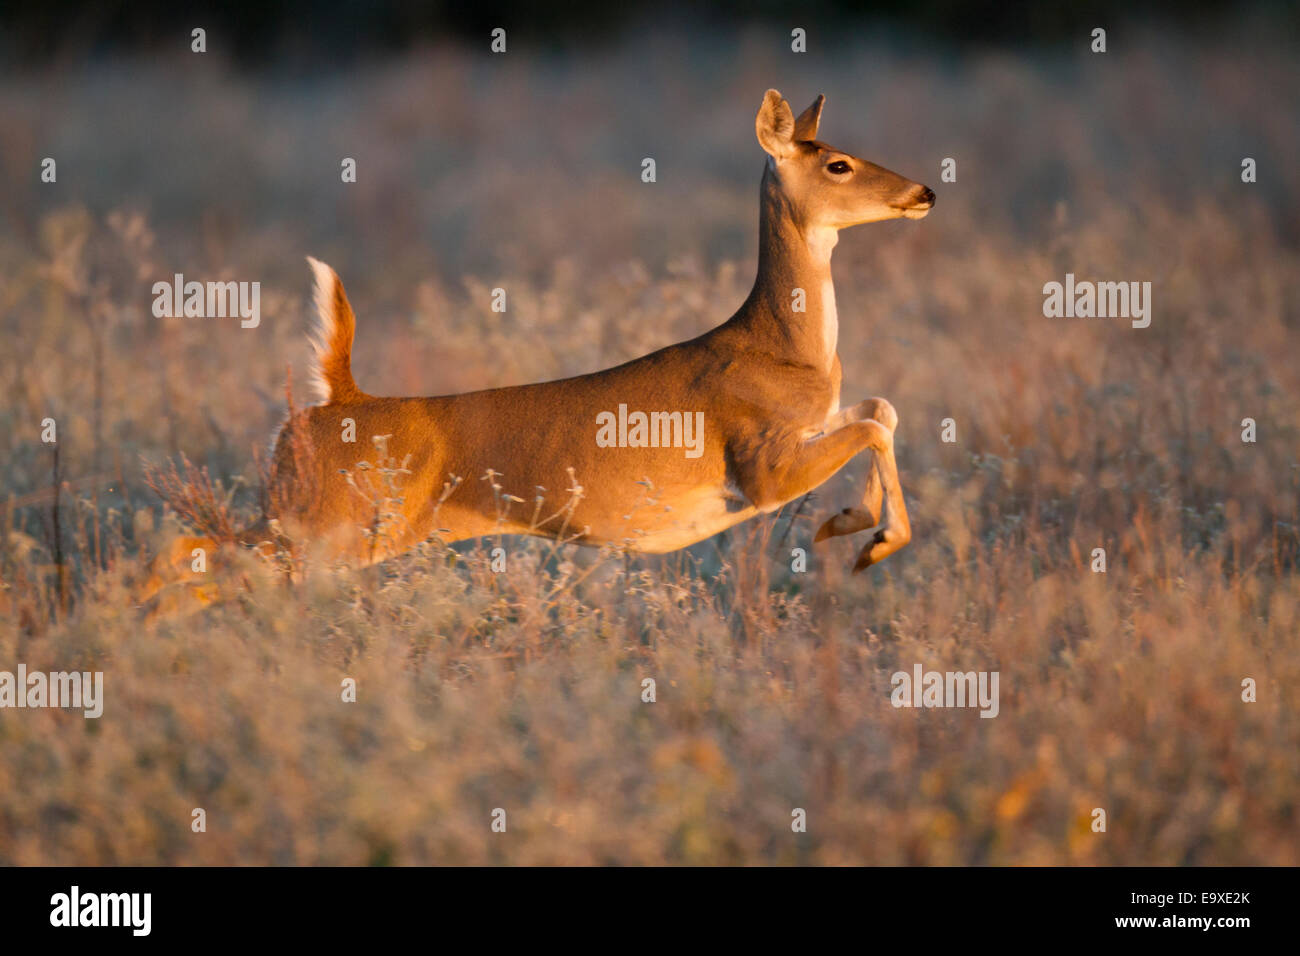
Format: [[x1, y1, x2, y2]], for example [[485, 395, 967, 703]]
[[305, 256, 369, 405]]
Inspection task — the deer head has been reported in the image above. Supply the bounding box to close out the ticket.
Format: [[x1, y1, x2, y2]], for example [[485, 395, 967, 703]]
[[755, 89, 934, 231]]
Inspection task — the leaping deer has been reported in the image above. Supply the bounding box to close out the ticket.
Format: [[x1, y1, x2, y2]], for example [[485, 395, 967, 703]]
[[144, 90, 932, 606]]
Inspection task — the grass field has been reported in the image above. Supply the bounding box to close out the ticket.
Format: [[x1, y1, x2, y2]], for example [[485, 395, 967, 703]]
[[0, 22, 1297, 864]]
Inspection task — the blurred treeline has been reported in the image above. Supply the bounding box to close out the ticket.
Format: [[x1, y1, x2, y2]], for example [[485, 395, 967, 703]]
[[2, 0, 1297, 69]]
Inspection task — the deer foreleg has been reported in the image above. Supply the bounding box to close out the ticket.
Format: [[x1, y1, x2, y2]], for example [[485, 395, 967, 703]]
[[743, 418, 893, 514], [850, 423, 910, 571], [752, 408, 910, 570], [814, 397, 897, 541]]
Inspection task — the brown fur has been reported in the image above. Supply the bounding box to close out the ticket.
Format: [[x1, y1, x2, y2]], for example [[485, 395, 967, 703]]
[[140, 90, 932, 610]]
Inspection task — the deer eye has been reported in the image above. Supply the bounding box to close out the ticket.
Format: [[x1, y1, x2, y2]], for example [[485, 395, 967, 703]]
[[826, 160, 851, 175]]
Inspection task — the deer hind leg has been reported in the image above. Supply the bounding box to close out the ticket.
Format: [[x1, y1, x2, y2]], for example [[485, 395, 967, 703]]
[[814, 397, 897, 542], [134, 522, 276, 618], [134, 534, 224, 616]]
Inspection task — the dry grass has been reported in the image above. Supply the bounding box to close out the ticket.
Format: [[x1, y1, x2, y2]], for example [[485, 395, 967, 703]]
[[0, 23, 1297, 864]]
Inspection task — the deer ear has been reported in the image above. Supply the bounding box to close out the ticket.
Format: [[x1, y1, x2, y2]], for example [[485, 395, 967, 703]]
[[793, 94, 825, 142], [756, 89, 796, 160]]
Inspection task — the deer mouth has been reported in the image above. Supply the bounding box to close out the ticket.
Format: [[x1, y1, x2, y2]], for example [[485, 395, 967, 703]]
[[893, 186, 935, 219]]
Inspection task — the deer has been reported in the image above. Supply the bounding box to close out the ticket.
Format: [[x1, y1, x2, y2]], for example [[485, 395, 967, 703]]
[[139, 90, 933, 610]]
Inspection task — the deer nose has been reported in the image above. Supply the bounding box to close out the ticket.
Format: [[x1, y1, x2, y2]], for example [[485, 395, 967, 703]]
[[917, 186, 935, 206]]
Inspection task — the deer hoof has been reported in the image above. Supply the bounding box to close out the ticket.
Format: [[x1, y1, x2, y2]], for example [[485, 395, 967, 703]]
[[852, 530, 888, 572], [853, 527, 911, 572], [815, 506, 876, 542]]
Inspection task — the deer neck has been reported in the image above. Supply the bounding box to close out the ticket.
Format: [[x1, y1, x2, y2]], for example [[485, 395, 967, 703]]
[[730, 168, 839, 374]]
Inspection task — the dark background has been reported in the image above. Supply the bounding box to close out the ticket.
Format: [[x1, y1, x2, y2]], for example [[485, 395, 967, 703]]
[[3, 0, 1296, 68]]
